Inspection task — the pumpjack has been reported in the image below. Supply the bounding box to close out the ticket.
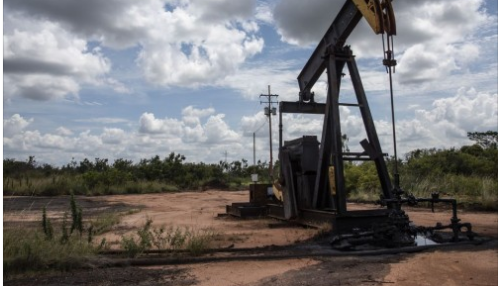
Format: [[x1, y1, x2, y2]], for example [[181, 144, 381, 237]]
[[227, 0, 475, 248], [275, 0, 399, 234]]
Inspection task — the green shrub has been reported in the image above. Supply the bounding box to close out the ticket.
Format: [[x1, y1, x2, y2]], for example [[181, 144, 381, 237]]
[[345, 159, 498, 210], [201, 177, 228, 190], [42, 207, 53, 240], [120, 218, 153, 258]]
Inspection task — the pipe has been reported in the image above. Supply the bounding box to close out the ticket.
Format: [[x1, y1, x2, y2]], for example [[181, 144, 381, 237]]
[[93, 239, 493, 268]]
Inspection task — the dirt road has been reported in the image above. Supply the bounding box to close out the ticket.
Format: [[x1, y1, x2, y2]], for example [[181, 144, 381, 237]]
[[4, 190, 498, 285]]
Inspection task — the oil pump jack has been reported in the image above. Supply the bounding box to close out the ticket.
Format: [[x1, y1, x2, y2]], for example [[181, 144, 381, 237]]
[[271, 0, 411, 245], [275, 0, 397, 227], [227, 0, 475, 247]]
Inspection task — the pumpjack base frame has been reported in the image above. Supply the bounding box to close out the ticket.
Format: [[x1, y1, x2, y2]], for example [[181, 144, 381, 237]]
[[226, 186, 393, 233], [268, 203, 392, 233], [227, 201, 395, 236], [225, 203, 268, 218]]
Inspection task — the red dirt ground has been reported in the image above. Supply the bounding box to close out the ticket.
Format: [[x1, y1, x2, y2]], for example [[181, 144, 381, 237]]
[[3, 190, 498, 285]]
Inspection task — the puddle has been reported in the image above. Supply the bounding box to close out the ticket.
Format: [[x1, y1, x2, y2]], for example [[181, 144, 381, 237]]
[[414, 234, 439, 246]]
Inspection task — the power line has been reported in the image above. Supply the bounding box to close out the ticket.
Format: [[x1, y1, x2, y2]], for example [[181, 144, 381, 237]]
[[252, 119, 268, 166]]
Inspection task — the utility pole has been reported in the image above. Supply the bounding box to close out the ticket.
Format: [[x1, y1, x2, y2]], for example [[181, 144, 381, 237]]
[[253, 132, 256, 166], [260, 85, 278, 181]]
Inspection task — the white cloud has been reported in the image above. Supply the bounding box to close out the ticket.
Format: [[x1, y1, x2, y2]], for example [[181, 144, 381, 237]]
[[240, 111, 268, 136], [138, 112, 184, 136], [101, 128, 126, 144], [74, 130, 104, 154], [35, 132, 73, 150], [3, 114, 34, 137], [5, 129, 76, 152], [3, 0, 265, 100], [182, 106, 215, 117], [184, 124, 204, 143], [137, 20, 264, 87], [4, 74, 81, 102], [272, 0, 495, 89], [2, 0, 496, 169], [395, 0, 491, 85], [105, 78, 132, 94], [415, 87, 497, 132], [240, 86, 497, 161], [255, 2, 274, 25], [138, 108, 241, 146], [3, 0, 154, 49], [3, 15, 111, 101], [55, 126, 73, 136], [282, 114, 323, 139], [397, 44, 459, 85], [135, 0, 264, 87], [182, 106, 216, 126], [189, 0, 255, 23], [223, 60, 299, 100], [204, 114, 241, 144], [3, 107, 243, 165], [3, 86, 496, 167], [383, 87, 498, 155]]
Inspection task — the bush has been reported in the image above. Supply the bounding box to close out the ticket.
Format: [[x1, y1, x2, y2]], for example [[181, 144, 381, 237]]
[[201, 177, 228, 190]]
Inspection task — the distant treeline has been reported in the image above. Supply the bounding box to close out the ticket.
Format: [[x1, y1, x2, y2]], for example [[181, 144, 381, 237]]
[[3, 152, 274, 196], [3, 131, 497, 209]]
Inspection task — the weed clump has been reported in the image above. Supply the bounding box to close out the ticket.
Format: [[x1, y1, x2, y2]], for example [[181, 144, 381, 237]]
[[120, 219, 217, 258], [3, 194, 121, 276]]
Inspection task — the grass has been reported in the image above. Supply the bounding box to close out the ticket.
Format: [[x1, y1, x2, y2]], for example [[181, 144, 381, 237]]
[[348, 190, 380, 202], [90, 212, 122, 235], [3, 175, 75, 196], [3, 194, 124, 277], [120, 219, 218, 257], [3, 175, 180, 196], [122, 181, 179, 194], [3, 228, 96, 276], [3, 184, 221, 275], [480, 177, 497, 210], [345, 174, 498, 211], [401, 174, 498, 211], [183, 227, 218, 255], [4, 205, 217, 276]]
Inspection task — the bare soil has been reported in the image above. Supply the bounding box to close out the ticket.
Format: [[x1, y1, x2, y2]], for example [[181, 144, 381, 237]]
[[4, 190, 498, 285]]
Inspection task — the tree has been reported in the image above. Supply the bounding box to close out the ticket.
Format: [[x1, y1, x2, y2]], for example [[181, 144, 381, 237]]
[[3, 156, 36, 177], [94, 158, 109, 172], [113, 158, 134, 171], [467, 131, 498, 149], [341, 134, 350, 152], [78, 158, 94, 173]]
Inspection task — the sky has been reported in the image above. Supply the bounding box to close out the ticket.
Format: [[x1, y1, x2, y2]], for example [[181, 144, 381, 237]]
[[2, 0, 497, 167]]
